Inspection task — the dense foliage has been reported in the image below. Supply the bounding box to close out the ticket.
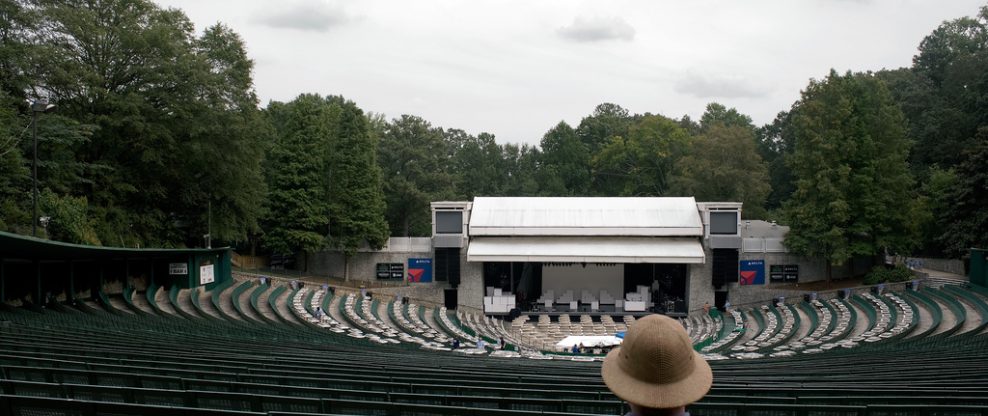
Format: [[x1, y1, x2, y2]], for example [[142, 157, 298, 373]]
[[2, 0, 986, 266], [784, 71, 918, 281], [863, 265, 916, 285]]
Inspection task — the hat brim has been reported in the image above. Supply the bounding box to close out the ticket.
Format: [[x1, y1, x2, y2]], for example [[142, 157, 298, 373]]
[[601, 346, 713, 409]]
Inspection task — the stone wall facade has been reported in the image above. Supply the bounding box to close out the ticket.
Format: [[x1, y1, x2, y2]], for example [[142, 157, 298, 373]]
[[457, 258, 484, 311], [305, 250, 433, 282], [907, 257, 966, 276], [687, 246, 714, 314]]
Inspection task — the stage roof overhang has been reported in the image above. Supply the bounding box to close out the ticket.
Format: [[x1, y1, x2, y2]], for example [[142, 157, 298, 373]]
[[468, 197, 703, 237], [466, 237, 705, 264]]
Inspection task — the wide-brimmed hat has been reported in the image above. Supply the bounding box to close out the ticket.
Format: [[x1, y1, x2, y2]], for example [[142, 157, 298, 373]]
[[601, 314, 712, 409]]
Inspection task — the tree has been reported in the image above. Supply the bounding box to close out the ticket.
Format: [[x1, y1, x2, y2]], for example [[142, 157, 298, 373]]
[[784, 70, 918, 282], [377, 115, 454, 236], [0, 90, 29, 232], [592, 114, 688, 196], [537, 121, 590, 196], [0, 0, 34, 101], [756, 111, 797, 212], [325, 97, 390, 278], [905, 6, 988, 169], [17, 0, 266, 248], [671, 124, 770, 218], [500, 143, 540, 196], [39, 189, 100, 244], [937, 128, 988, 256], [698, 102, 754, 132], [260, 94, 335, 257], [180, 24, 267, 245], [576, 103, 633, 155], [449, 132, 504, 199]]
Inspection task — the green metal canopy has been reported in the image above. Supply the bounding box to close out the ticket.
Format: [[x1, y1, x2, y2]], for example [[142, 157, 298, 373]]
[[0, 231, 232, 301], [0, 230, 229, 261]]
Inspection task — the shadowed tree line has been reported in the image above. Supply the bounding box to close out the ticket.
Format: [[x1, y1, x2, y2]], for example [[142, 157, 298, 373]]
[[1, 0, 986, 273]]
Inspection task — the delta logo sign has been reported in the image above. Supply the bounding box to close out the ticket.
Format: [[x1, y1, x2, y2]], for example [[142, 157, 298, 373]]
[[407, 258, 433, 283], [739, 260, 765, 286]]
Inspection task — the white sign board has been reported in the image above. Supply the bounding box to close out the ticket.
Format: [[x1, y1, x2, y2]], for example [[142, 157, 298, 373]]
[[169, 263, 188, 275], [199, 264, 215, 285]]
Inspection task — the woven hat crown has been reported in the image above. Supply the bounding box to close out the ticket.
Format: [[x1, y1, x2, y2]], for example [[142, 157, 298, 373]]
[[617, 314, 697, 385], [602, 314, 713, 409]]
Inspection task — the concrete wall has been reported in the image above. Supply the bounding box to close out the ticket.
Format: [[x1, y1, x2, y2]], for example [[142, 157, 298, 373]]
[[907, 257, 965, 275], [687, 246, 714, 313], [305, 250, 433, 282], [458, 257, 484, 311], [728, 280, 916, 310], [368, 284, 447, 306], [737, 252, 873, 285]]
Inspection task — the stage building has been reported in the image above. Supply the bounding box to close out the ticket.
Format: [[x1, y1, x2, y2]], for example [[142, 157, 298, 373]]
[[431, 197, 743, 316]]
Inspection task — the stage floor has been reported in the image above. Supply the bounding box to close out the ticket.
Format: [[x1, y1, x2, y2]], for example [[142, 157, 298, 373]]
[[493, 310, 686, 320]]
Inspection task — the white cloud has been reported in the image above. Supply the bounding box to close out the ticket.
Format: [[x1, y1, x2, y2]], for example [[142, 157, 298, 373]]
[[154, 0, 988, 145], [674, 72, 770, 99], [557, 15, 635, 42], [251, 0, 352, 32]]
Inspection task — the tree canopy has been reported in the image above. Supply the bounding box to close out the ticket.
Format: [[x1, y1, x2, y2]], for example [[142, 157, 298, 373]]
[[784, 71, 918, 280], [2, 0, 986, 268]]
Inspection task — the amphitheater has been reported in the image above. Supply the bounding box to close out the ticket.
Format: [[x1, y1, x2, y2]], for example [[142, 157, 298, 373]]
[[2, 269, 988, 416]]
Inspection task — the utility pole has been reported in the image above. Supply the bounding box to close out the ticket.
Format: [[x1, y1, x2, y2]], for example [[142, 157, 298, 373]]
[[30, 100, 55, 237], [32, 109, 38, 237], [206, 199, 212, 249]]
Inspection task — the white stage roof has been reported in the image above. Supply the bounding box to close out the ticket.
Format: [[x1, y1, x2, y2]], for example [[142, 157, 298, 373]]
[[467, 237, 705, 263], [468, 197, 703, 236]]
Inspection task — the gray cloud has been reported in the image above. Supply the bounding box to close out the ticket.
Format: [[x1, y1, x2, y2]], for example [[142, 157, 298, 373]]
[[674, 72, 770, 99], [251, 1, 351, 32], [557, 16, 635, 42]]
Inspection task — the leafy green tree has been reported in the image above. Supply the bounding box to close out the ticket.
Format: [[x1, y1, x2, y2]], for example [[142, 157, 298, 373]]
[[671, 124, 770, 218], [904, 6, 988, 169], [325, 97, 390, 275], [576, 103, 633, 155], [39, 189, 99, 244], [592, 114, 688, 196], [0, 90, 29, 232], [260, 94, 335, 257], [500, 143, 540, 196], [13, 0, 266, 247], [450, 132, 504, 199], [0, 0, 34, 101], [180, 24, 267, 245], [699, 102, 754, 132], [912, 166, 956, 256], [937, 128, 988, 256], [377, 115, 454, 236], [756, 111, 797, 212], [784, 70, 918, 282], [537, 121, 590, 196]]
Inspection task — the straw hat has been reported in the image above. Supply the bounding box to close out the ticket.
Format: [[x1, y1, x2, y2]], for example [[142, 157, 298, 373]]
[[601, 314, 712, 409]]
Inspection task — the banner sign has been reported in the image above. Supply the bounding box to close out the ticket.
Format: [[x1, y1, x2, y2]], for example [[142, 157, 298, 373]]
[[783, 265, 799, 282], [199, 264, 215, 285], [407, 258, 433, 283], [739, 260, 765, 285], [169, 263, 188, 275], [769, 264, 799, 282], [376, 263, 404, 280], [770, 265, 785, 282], [375, 263, 391, 279]]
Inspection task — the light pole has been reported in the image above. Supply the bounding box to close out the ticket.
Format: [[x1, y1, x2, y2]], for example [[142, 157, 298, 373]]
[[30, 100, 56, 237]]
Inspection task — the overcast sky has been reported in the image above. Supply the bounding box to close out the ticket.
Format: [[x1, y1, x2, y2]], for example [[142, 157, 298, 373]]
[[153, 0, 983, 146]]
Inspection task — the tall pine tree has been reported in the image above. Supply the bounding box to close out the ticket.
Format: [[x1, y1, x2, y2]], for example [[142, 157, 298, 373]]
[[784, 70, 918, 282]]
